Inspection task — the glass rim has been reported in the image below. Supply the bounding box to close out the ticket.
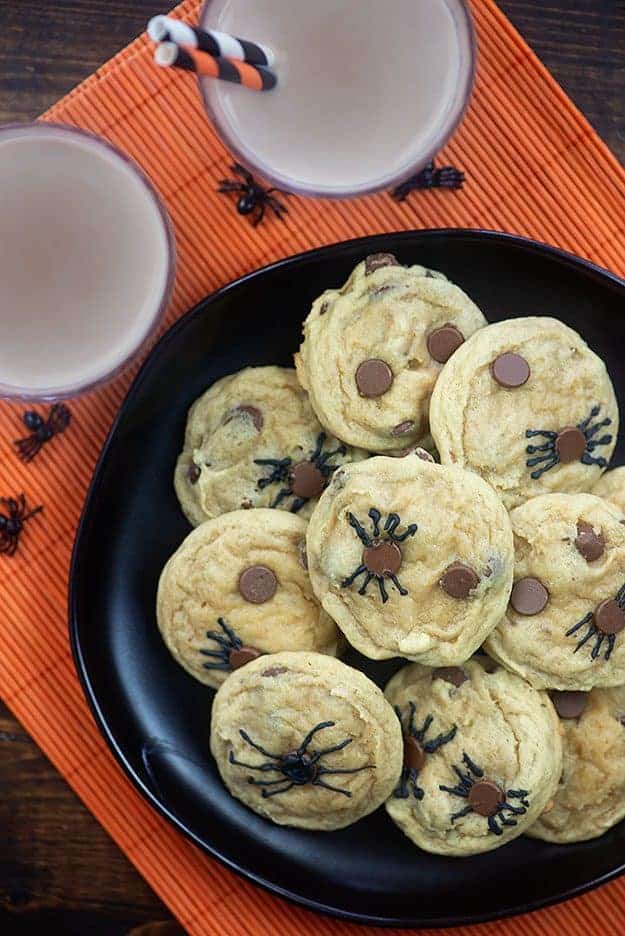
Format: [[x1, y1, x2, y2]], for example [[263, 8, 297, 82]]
[[197, 0, 477, 198], [0, 121, 177, 401]]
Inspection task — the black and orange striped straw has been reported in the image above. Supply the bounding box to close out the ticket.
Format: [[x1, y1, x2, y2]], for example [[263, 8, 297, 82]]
[[154, 42, 277, 92]]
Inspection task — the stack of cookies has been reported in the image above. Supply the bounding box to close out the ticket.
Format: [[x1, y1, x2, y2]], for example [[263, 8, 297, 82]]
[[157, 252, 625, 855]]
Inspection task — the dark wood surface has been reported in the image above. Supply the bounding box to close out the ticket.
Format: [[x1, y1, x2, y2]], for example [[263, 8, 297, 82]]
[[2, 1, 625, 933]]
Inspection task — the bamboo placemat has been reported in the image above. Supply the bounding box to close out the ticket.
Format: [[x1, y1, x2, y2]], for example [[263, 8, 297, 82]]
[[2, 0, 625, 932]]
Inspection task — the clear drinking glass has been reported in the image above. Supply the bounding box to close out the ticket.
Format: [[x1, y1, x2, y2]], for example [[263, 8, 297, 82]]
[[198, 0, 476, 198], [0, 122, 176, 400]]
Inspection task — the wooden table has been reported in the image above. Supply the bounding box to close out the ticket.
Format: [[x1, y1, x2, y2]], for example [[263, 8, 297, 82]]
[[2, 1, 625, 932]]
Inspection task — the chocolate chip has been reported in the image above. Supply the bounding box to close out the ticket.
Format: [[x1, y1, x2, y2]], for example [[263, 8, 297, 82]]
[[365, 252, 399, 275], [392, 421, 416, 437], [594, 598, 625, 635], [225, 404, 263, 432], [363, 541, 402, 576], [575, 521, 605, 562], [262, 665, 288, 677], [468, 780, 504, 817], [414, 447, 435, 462], [238, 565, 277, 604], [187, 464, 201, 484], [289, 461, 325, 499], [555, 427, 586, 464], [433, 666, 468, 687], [491, 352, 531, 389], [427, 324, 465, 364], [440, 562, 479, 599], [319, 301, 329, 315], [510, 577, 549, 615], [298, 540, 308, 569], [550, 690, 587, 720], [355, 359, 394, 397], [240, 499, 253, 509], [403, 735, 426, 771], [229, 646, 262, 669], [480, 656, 499, 673]]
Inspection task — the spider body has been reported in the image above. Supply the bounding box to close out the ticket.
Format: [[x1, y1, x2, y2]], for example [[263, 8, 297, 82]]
[[341, 507, 418, 602], [392, 160, 464, 201], [0, 494, 43, 556], [218, 163, 287, 225], [439, 751, 530, 835], [566, 582, 625, 661], [393, 701, 457, 800], [14, 404, 71, 462], [199, 617, 261, 671], [254, 432, 346, 512], [228, 720, 373, 798], [525, 405, 613, 480]]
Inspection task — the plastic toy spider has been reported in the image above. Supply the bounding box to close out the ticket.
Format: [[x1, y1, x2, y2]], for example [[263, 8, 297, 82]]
[[217, 162, 287, 225], [0, 494, 43, 556], [566, 583, 625, 661], [392, 160, 464, 201], [526, 405, 613, 480], [439, 751, 530, 836], [393, 701, 457, 800], [254, 433, 346, 512], [13, 404, 71, 462], [228, 720, 373, 798], [199, 617, 260, 672], [341, 507, 418, 603]]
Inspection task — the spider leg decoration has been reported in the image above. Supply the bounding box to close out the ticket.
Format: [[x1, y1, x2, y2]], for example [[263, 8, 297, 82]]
[[228, 720, 373, 798], [439, 752, 530, 835], [218, 163, 288, 226], [526, 405, 613, 480], [565, 582, 625, 661], [13, 403, 71, 462], [199, 618, 242, 670], [393, 701, 457, 799], [0, 494, 43, 556], [392, 160, 465, 201], [341, 507, 418, 602], [254, 433, 347, 512]]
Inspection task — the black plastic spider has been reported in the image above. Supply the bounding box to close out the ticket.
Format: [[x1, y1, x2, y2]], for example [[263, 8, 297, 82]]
[[393, 701, 457, 800], [341, 508, 418, 603], [439, 751, 530, 836], [13, 404, 71, 462], [392, 160, 465, 201], [254, 432, 346, 512], [526, 405, 613, 480], [0, 494, 43, 556], [566, 583, 625, 661], [228, 720, 373, 798], [199, 617, 260, 672], [218, 163, 287, 225]]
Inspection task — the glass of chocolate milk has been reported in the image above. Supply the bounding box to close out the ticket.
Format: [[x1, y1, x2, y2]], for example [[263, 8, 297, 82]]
[[0, 123, 175, 400], [199, 0, 475, 197]]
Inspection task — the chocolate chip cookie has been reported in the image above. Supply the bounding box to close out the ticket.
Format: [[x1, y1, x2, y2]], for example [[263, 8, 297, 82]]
[[594, 466, 625, 516]]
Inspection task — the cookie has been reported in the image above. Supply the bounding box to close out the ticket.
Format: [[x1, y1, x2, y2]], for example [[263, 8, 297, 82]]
[[294, 253, 486, 453], [429, 317, 619, 509], [175, 366, 363, 525], [484, 493, 625, 690], [305, 453, 513, 664], [593, 466, 625, 516], [210, 651, 403, 829], [156, 509, 340, 689], [527, 686, 625, 843], [385, 657, 562, 855]]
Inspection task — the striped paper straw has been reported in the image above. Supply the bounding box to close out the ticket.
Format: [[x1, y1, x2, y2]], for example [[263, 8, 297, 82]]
[[148, 15, 275, 67], [154, 43, 277, 92]]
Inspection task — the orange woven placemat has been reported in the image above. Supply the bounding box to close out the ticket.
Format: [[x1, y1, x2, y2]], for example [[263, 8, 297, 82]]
[[2, 0, 625, 933]]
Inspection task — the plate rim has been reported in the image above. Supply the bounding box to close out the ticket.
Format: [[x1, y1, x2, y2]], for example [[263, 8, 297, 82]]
[[69, 227, 625, 928]]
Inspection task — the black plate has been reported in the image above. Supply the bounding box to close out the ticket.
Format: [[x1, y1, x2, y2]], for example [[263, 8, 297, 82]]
[[70, 230, 625, 928]]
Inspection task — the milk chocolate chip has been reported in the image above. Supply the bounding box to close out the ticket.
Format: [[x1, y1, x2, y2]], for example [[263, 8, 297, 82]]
[[575, 521, 605, 562], [427, 324, 465, 364], [238, 565, 277, 604], [468, 780, 504, 817], [555, 427, 586, 464], [594, 598, 625, 635], [365, 252, 399, 274], [510, 577, 549, 615], [403, 736, 426, 771], [187, 464, 201, 484], [289, 461, 325, 499], [225, 404, 264, 432], [229, 646, 262, 669], [550, 690, 587, 720], [491, 352, 531, 389], [433, 666, 468, 687], [355, 359, 394, 397], [440, 562, 479, 599], [363, 541, 402, 576]]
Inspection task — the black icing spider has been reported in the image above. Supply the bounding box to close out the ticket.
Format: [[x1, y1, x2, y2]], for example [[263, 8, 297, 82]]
[[392, 160, 465, 201], [0, 494, 43, 557], [393, 701, 457, 800], [218, 163, 287, 225], [229, 721, 373, 798], [566, 583, 625, 661], [526, 405, 613, 480], [439, 751, 530, 836], [13, 404, 71, 462], [254, 433, 346, 512], [341, 508, 418, 602], [199, 617, 260, 672]]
